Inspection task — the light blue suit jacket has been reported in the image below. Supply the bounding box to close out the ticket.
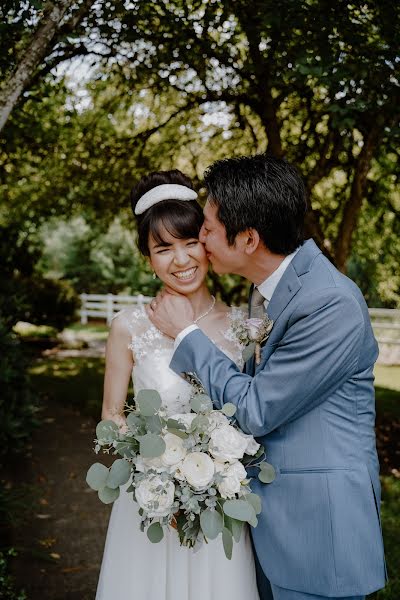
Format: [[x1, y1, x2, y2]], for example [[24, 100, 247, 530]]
[[170, 239, 386, 597]]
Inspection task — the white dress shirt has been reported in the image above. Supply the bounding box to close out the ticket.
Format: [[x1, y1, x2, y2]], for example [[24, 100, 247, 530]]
[[174, 246, 300, 350]]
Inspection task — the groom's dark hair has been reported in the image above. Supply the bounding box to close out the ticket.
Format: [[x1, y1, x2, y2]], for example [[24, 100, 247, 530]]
[[204, 154, 307, 255]]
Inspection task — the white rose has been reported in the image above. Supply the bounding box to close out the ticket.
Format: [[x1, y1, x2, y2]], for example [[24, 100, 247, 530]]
[[207, 411, 229, 432], [170, 413, 196, 430], [181, 452, 215, 490], [245, 318, 264, 340], [217, 461, 247, 499], [135, 475, 175, 517], [160, 433, 187, 467], [209, 424, 248, 463], [238, 431, 260, 456]]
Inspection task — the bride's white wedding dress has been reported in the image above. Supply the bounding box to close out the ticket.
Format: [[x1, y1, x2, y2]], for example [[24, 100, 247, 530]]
[[96, 304, 260, 600]]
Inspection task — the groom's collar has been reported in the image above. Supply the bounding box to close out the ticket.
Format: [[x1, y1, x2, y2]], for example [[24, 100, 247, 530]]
[[291, 238, 322, 276], [257, 246, 300, 304]]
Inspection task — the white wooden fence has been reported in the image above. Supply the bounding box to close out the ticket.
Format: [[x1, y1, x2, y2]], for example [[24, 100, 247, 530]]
[[80, 293, 152, 325], [79, 294, 400, 347]]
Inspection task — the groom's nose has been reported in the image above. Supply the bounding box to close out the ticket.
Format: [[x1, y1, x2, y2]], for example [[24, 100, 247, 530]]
[[199, 225, 207, 244]]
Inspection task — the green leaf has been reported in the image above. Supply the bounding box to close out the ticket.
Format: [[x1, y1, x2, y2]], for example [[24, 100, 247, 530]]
[[145, 414, 163, 434], [258, 462, 276, 483], [221, 403, 236, 417], [147, 522, 164, 543], [223, 499, 256, 523], [136, 389, 162, 416], [167, 418, 186, 430], [191, 414, 209, 432], [166, 427, 188, 439], [200, 509, 224, 540], [96, 420, 119, 441], [139, 433, 166, 458], [242, 342, 256, 362], [86, 463, 109, 491], [222, 526, 233, 560], [98, 485, 120, 504], [114, 440, 137, 458], [190, 393, 212, 413], [106, 458, 131, 489], [127, 413, 143, 431], [224, 516, 243, 543], [244, 493, 262, 515]]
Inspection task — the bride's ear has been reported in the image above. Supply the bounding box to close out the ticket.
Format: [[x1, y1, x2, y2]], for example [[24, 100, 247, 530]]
[[243, 228, 261, 255]]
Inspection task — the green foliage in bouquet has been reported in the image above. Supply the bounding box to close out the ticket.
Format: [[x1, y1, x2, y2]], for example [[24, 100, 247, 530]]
[[87, 388, 276, 559]]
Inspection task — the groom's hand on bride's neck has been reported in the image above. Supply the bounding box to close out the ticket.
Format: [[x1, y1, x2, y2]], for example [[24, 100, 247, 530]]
[[146, 288, 194, 338]]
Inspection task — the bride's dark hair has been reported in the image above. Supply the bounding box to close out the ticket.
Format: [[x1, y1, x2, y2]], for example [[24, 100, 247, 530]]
[[130, 170, 203, 257]]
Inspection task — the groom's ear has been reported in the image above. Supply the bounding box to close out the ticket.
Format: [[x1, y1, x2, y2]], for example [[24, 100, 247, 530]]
[[243, 228, 261, 255]]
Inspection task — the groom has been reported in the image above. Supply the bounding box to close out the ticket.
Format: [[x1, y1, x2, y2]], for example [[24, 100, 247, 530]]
[[148, 154, 386, 600]]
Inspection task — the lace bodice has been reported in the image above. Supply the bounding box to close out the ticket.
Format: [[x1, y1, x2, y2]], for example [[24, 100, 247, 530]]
[[114, 304, 245, 416]]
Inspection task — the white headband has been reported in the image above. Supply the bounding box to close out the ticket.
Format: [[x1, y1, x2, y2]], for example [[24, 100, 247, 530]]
[[135, 184, 198, 215]]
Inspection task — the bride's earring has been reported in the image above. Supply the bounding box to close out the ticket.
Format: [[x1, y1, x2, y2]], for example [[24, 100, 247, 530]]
[[152, 272, 157, 280]]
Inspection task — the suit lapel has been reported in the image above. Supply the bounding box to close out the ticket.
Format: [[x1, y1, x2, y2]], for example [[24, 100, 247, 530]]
[[266, 239, 322, 323]]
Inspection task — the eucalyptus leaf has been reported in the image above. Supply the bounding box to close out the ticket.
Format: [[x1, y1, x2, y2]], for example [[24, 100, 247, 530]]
[[86, 463, 109, 491], [247, 511, 258, 528], [167, 418, 186, 430], [242, 342, 256, 363], [147, 522, 164, 543], [166, 427, 188, 439], [98, 485, 120, 504], [223, 499, 257, 523], [200, 509, 223, 540], [221, 403, 237, 417], [222, 526, 233, 560], [244, 493, 262, 515], [190, 394, 212, 413], [259, 462, 276, 483], [127, 413, 143, 431], [139, 433, 166, 458], [145, 415, 163, 434], [225, 516, 244, 543], [115, 441, 137, 458], [106, 459, 131, 489], [191, 415, 209, 432], [96, 420, 119, 442], [136, 389, 162, 416]]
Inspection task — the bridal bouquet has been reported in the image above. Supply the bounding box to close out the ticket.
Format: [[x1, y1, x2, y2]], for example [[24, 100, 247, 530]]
[[86, 386, 275, 559]]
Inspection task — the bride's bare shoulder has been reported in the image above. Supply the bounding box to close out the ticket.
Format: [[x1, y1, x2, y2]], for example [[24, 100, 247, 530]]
[[109, 303, 150, 337]]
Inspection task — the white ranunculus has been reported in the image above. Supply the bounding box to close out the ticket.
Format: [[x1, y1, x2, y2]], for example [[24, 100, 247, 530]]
[[207, 411, 229, 432], [245, 318, 264, 340], [217, 461, 247, 499], [237, 431, 260, 456], [160, 433, 187, 467], [135, 475, 175, 517], [209, 424, 249, 463], [181, 452, 215, 490], [170, 413, 196, 430]]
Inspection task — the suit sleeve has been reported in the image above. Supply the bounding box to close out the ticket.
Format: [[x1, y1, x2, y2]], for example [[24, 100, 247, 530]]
[[170, 289, 365, 436]]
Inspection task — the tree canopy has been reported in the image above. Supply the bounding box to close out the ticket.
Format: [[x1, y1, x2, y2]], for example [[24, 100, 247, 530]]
[[1, 0, 399, 307]]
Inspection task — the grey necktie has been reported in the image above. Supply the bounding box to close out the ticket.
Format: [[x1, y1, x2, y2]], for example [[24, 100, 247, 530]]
[[250, 287, 266, 319]]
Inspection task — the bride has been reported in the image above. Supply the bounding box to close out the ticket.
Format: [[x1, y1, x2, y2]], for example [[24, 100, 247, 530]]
[[96, 169, 260, 600]]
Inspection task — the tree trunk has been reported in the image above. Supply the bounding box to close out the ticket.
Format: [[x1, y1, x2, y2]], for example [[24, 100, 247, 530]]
[[0, 0, 93, 133], [334, 124, 381, 272]]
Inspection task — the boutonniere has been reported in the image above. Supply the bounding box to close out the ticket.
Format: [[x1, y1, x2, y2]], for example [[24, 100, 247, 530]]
[[232, 315, 274, 365]]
